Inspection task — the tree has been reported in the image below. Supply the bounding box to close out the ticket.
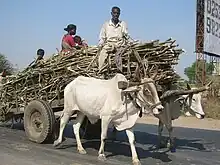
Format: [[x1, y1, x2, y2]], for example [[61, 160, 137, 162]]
[[0, 53, 15, 75], [184, 62, 196, 83], [184, 61, 214, 84]]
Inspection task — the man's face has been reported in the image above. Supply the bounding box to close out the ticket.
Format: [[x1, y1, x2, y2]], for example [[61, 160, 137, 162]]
[[111, 8, 120, 22], [69, 28, 76, 35]]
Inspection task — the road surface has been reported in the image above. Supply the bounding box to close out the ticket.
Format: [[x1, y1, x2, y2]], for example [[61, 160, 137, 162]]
[[0, 120, 220, 165]]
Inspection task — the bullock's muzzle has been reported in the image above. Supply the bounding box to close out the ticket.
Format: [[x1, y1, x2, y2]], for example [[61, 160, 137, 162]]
[[200, 115, 205, 119]]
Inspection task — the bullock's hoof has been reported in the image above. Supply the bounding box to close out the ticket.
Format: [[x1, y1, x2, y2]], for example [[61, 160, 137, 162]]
[[53, 140, 62, 147], [133, 159, 141, 165], [78, 148, 87, 155], [169, 144, 176, 153], [98, 154, 107, 161], [170, 147, 176, 153], [167, 142, 176, 152]]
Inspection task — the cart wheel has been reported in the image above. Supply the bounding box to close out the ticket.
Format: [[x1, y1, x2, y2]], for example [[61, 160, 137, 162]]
[[80, 117, 101, 139], [24, 100, 55, 144]]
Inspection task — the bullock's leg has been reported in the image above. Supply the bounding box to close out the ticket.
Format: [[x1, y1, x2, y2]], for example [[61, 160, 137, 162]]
[[126, 128, 141, 165], [73, 112, 86, 154], [158, 120, 166, 148], [165, 123, 176, 152], [53, 112, 71, 147], [98, 116, 111, 161], [163, 102, 175, 152]]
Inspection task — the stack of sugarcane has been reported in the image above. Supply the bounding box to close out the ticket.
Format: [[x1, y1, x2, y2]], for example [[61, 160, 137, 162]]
[[0, 38, 184, 121]]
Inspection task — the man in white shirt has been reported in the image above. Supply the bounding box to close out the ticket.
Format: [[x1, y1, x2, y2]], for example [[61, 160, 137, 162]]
[[98, 6, 129, 70]]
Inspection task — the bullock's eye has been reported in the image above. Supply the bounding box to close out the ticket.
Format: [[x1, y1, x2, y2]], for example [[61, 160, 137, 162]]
[[192, 98, 196, 101], [144, 89, 151, 95]]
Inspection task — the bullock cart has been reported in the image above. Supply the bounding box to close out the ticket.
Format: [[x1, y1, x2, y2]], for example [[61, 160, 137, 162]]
[[0, 38, 185, 144]]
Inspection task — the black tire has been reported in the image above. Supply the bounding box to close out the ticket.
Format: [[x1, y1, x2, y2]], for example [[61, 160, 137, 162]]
[[24, 100, 55, 144], [80, 117, 101, 139]]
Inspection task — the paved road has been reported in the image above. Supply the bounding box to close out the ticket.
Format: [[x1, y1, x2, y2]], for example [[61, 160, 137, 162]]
[[0, 121, 220, 165]]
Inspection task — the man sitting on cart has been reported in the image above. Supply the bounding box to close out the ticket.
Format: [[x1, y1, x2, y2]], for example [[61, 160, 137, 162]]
[[98, 6, 131, 71]]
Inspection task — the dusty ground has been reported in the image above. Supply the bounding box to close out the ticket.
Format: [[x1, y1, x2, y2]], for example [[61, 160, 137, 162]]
[[137, 115, 220, 131]]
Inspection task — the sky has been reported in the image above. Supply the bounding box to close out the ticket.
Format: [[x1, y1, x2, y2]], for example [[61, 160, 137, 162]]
[[0, 0, 197, 79]]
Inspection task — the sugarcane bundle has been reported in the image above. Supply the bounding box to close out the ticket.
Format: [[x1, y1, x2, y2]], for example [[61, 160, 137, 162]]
[[0, 38, 184, 121]]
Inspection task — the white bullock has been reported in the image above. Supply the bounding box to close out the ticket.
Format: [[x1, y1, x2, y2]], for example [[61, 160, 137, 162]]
[[53, 73, 164, 165], [153, 83, 209, 152]]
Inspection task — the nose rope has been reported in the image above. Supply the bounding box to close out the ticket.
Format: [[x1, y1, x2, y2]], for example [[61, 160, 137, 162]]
[[122, 90, 162, 118], [123, 92, 142, 118]]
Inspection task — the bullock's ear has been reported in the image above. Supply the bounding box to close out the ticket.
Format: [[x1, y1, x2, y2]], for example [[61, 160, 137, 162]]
[[118, 81, 128, 90], [186, 83, 191, 90]]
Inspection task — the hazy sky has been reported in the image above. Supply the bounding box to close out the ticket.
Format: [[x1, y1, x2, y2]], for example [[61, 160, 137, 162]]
[[0, 0, 197, 78]]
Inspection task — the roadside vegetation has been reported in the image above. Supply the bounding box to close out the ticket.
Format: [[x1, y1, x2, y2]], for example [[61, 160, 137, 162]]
[[182, 61, 220, 120]]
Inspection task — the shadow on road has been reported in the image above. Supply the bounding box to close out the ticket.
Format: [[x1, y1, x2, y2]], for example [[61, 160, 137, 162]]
[[134, 130, 207, 151], [61, 123, 209, 151], [52, 122, 213, 163], [1, 120, 218, 163], [56, 137, 172, 163]]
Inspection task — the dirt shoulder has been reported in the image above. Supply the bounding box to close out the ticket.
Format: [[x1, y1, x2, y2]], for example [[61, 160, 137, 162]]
[[137, 115, 220, 131]]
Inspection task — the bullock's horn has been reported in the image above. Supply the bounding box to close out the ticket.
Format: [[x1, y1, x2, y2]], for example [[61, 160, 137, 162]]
[[118, 80, 155, 90], [186, 83, 191, 90], [128, 80, 155, 87], [160, 85, 209, 100], [134, 64, 141, 82], [206, 80, 213, 87], [150, 65, 158, 80]]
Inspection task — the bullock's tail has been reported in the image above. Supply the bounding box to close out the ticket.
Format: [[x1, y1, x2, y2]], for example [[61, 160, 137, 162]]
[[139, 109, 143, 117]]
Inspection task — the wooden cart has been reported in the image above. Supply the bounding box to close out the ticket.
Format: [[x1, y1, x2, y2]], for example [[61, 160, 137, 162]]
[[0, 39, 184, 144]]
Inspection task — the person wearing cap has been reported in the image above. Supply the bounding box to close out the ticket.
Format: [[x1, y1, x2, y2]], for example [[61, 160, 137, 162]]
[[61, 24, 77, 55], [98, 6, 130, 70]]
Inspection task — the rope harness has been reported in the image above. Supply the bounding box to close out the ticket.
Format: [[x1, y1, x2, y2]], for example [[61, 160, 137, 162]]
[[174, 95, 194, 115], [122, 89, 162, 118]]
